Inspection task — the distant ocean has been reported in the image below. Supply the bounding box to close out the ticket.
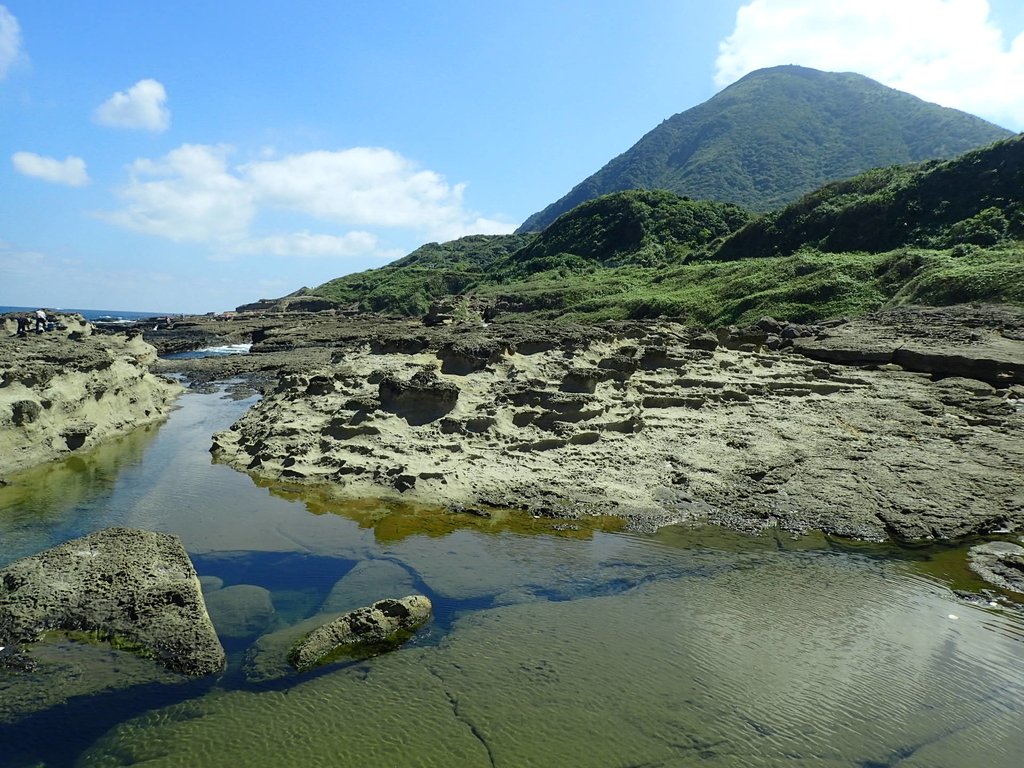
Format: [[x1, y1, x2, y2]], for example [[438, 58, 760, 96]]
[[0, 306, 177, 323]]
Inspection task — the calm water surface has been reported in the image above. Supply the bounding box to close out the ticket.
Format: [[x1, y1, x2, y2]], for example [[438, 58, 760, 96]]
[[1, 388, 1022, 767]]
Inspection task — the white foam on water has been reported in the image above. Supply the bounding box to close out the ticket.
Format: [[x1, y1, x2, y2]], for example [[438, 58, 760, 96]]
[[200, 343, 252, 356], [162, 343, 252, 360]]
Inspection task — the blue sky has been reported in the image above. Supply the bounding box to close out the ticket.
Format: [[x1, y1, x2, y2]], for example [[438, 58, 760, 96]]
[[2, 1, 1024, 313]]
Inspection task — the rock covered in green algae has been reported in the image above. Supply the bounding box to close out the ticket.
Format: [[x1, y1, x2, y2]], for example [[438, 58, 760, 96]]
[[288, 595, 431, 672], [242, 560, 418, 683], [0, 527, 225, 676]]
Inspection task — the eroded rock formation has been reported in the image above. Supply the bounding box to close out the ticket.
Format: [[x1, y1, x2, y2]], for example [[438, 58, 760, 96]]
[[0, 314, 182, 477], [0, 528, 225, 675], [210, 306, 1024, 542], [287, 595, 432, 672]]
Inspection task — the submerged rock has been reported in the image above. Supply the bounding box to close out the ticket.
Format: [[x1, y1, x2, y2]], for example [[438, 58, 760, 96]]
[[0, 528, 225, 675], [288, 595, 432, 672], [204, 584, 276, 639], [321, 560, 418, 615]]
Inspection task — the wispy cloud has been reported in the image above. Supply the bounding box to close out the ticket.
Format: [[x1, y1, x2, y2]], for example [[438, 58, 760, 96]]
[[12, 151, 90, 186], [717, 0, 1024, 130], [101, 143, 513, 258], [93, 78, 171, 132], [0, 5, 23, 79], [231, 231, 387, 259]]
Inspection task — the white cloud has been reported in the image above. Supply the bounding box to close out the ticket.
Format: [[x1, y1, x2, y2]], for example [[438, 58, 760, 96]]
[[716, 0, 1024, 130], [242, 147, 513, 239], [0, 5, 22, 79], [12, 152, 90, 186], [103, 144, 253, 242], [102, 143, 513, 258], [93, 78, 171, 132]]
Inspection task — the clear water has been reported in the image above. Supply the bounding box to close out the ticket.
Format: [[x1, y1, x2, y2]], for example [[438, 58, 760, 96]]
[[1, 389, 1023, 767]]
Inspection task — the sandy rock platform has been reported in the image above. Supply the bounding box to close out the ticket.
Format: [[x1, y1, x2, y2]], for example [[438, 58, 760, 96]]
[[0, 314, 182, 478], [206, 305, 1024, 541]]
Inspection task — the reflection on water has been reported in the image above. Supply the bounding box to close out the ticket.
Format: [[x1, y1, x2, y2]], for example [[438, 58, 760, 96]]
[[262, 480, 627, 542], [0, 388, 1022, 767], [0, 421, 161, 564]]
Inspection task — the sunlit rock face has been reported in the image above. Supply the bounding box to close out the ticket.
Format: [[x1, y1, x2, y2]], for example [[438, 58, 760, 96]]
[[0, 314, 181, 477], [211, 308, 1024, 541], [0, 527, 224, 676]]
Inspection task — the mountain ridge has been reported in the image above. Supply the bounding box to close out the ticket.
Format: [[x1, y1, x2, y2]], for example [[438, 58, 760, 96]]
[[517, 65, 1013, 232]]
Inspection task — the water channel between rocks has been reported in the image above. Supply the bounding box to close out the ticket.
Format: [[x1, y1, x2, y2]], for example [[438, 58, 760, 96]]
[[1, 387, 1022, 767]]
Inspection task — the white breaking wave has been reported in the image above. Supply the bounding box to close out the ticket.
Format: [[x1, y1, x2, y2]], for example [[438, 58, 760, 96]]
[[198, 343, 252, 356], [163, 343, 252, 360]]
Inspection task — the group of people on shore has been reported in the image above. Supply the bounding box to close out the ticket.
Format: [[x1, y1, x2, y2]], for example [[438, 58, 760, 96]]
[[14, 309, 52, 336]]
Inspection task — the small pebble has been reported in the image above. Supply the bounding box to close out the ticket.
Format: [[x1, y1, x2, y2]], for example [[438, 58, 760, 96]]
[[947, 614, 959, 620]]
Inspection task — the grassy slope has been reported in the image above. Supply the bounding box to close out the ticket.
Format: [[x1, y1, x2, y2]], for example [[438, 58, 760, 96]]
[[472, 247, 1023, 327], [711, 134, 1024, 261], [312, 234, 535, 316]]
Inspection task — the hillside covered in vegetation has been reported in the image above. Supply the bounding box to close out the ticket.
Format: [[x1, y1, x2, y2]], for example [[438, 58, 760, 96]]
[[286, 134, 1024, 328], [518, 65, 1012, 232], [309, 233, 534, 316], [307, 192, 752, 315]]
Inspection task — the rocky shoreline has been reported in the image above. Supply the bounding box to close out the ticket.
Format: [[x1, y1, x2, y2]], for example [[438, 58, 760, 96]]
[[2, 303, 1022, 691], [4, 306, 1022, 543], [0, 314, 182, 480], [168, 304, 1024, 543]]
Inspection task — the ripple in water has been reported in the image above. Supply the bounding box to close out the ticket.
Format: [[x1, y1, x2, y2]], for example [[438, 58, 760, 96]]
[[0, 388, 1022, 766]]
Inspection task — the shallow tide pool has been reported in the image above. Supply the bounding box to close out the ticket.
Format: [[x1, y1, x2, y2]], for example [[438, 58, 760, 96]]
[[1, 388, 1022, 767]]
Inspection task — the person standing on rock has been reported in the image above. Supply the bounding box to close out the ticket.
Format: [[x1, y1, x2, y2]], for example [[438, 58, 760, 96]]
[[34, 309, 47, 333]]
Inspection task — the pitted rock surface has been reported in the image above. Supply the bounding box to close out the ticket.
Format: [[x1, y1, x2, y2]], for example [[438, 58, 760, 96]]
[[1, 314, 181, 477], [288, 595, 432, 671], [207, 310, 1024, 541], [0, 528, 225, 675]]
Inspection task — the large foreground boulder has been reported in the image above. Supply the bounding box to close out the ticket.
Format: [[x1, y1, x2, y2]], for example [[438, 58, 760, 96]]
[[0, 528, 225, 675], [288, 595, 431, 672]]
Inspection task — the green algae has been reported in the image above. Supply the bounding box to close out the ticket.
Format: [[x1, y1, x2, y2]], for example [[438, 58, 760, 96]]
[[55, 629, 154, 660]]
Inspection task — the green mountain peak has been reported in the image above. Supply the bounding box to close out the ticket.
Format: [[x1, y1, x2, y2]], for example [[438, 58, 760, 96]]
[[517, 65, 1012, 232]]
